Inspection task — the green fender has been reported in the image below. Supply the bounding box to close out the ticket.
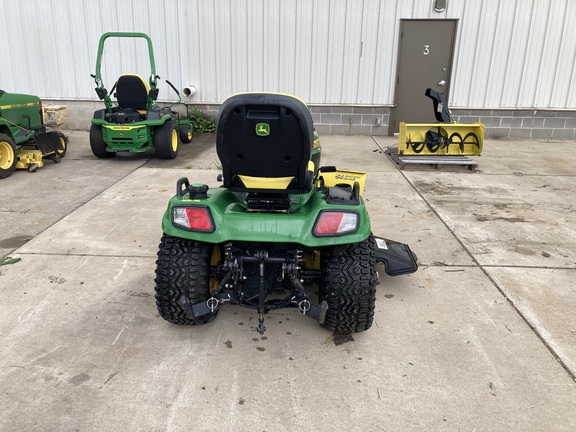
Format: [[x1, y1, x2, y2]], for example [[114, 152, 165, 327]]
[[161, 187, 372, 248]]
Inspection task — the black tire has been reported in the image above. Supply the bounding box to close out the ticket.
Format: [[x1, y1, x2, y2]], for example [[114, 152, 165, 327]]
[[155, 121, 179, 159], [179, 124, 193, 143], [320, 236, 377, 333], [0, 133, 17, 179], [154, 234, 216, 325], [55, 131, 68, 158], [89, 124, 115, 158]]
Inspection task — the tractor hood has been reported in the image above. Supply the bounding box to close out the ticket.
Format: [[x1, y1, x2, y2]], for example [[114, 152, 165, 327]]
[[0, 91, 41, 106]]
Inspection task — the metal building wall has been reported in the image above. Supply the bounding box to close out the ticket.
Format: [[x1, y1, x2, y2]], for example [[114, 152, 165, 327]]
[[447, 0, 576, 109], [0, 0, 191, 103], [1, 0, 574, 109]]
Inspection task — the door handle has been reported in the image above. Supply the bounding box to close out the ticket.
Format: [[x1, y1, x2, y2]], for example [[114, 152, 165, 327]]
[[438, 80, 446, 87]]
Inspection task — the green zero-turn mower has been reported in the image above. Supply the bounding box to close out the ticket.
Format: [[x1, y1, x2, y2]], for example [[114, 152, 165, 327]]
[[155, 93, 418, 335], [90, 32, 192, 159], [0, 89, 68, 179]]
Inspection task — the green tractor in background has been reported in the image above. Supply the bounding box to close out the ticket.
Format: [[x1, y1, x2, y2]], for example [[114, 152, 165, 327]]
[[0, 89, 67, 179], [90, 32, 192, 159]]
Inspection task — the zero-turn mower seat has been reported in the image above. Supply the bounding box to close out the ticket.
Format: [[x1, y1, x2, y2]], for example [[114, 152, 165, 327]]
[[216, 93, 315, 195], [116, 74, 149, 111]]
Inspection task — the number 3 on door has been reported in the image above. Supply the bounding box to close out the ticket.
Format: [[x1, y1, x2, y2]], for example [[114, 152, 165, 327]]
[[423, 45, 430, 55]]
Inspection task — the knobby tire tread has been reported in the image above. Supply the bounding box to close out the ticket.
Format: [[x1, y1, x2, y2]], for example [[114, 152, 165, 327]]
[[154, 234, 215, 325], [321, 236, 377, 333]]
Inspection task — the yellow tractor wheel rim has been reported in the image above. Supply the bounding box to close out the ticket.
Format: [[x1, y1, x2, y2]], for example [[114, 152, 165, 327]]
[[171, 129, 178, 152], [58, 136, 66, 154], [187, 128, 192, 140], [0, 141, 15, 170], [209, 245, 222, 292]]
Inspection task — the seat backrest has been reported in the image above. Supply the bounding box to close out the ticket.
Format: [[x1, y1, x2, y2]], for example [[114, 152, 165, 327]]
[[116, 74, 149, 110], [216, 93, 314, 194]]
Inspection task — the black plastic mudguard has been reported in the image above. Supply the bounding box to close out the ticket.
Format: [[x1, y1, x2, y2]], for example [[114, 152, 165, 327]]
[[373, 236, 418, 276], [34, 132, 63, 154]]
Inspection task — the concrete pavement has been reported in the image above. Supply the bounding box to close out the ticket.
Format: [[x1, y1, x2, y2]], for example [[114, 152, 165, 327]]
[[1, 131, 575, 431]]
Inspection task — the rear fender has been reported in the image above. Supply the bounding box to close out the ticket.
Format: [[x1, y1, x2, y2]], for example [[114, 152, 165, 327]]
[[161, 186, 372, 248]]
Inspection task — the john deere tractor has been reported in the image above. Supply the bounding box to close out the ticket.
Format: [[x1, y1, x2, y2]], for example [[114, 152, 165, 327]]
[[154, 93, 418, 335], [90, 32, 192, 159], [0, 89, 67, 179]]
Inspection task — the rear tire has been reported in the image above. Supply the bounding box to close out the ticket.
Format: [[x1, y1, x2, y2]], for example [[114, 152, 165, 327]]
[[90, 125, 115, 158], [155, 121, 179, 159], [154, 234, 216, 325], [0, 134, 18, 179], [0, 133, 17, 179], [320, 236, 377, 333]]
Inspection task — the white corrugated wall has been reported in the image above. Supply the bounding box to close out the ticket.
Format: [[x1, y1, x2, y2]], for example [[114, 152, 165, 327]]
[[0, 0, 574, 108], [447, 0, 576, 108]]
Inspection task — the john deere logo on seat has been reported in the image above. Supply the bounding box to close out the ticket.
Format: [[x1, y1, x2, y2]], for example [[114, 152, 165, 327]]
[[256, 123, 270, 136]]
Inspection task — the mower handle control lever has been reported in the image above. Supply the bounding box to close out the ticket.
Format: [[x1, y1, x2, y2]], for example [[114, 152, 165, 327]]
[[166, 80, 180, 97]]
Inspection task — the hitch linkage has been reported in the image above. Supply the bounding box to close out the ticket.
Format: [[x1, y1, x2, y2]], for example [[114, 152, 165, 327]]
[[183, 249, 329, 335]]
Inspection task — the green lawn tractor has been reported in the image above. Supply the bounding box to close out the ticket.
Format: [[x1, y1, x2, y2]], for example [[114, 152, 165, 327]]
[[90, 32, 192, 159], [154, 93, 418, 335], [0, 89, 67, 179]]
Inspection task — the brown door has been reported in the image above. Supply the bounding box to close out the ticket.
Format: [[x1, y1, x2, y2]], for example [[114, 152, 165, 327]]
[[390, 19, 457, 134]]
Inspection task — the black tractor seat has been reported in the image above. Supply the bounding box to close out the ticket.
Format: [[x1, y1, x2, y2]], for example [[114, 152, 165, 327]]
[[116, 74, 150, 111], [216, 93, 315, 202]]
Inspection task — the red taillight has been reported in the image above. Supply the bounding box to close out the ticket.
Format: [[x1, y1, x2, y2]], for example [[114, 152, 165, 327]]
[[315, 212, 344, 234], [313, 211, 358, 236], [186, 208, 212, 230], [172, 206, 214, 232]]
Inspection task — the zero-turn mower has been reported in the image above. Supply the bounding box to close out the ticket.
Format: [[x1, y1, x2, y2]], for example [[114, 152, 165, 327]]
[[90, 32, 192, 159], [154, 93, 418, 335]]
